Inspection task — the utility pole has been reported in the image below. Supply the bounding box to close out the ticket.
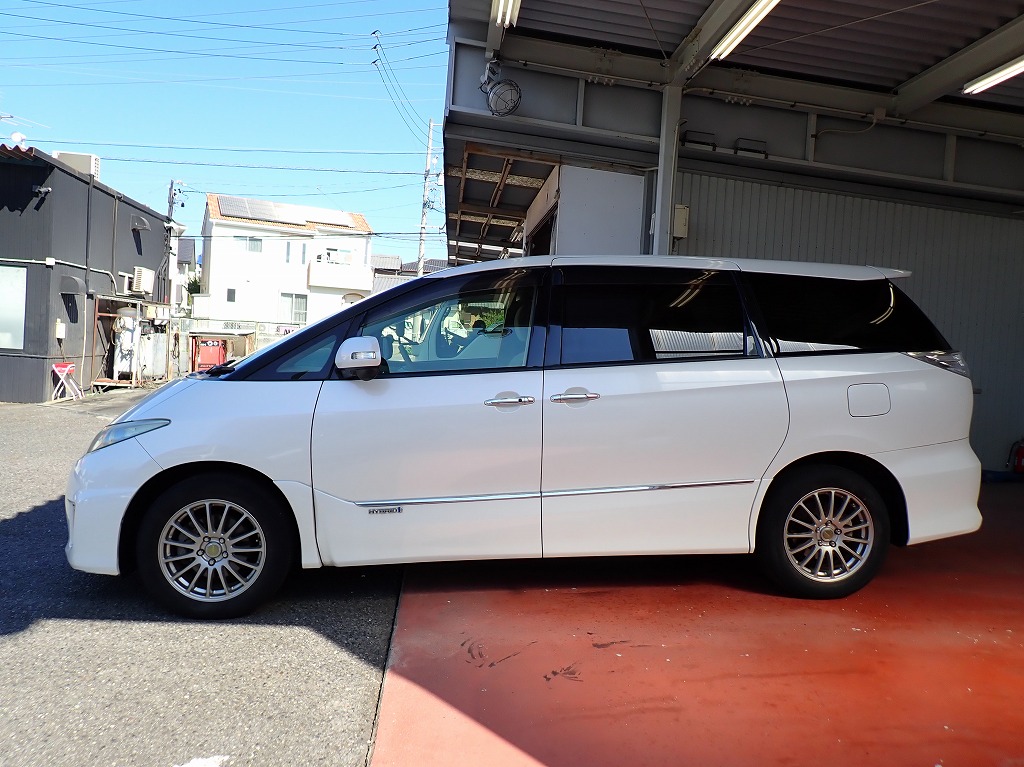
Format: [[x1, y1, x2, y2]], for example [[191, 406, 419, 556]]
[[166, 178, 179, 220], [417, 118, 434, 277]]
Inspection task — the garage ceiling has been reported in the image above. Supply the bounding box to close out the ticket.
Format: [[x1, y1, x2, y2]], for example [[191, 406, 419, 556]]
[[444, 0, 1024, 260]]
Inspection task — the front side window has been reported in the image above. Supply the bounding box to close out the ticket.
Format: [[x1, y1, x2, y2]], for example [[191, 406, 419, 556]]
[[556, 267, 749, 366], [744, 273, 950, 355], [358, 269, 542, 375]]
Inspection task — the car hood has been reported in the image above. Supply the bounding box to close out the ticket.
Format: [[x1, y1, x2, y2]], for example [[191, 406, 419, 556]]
[[112, 377, 201, 424]]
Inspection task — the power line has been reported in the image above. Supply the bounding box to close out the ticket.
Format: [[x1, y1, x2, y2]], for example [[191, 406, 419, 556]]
[[0, 25, 440, 66], [15, 0, 446, 38], [373, 33, 428, 128], [371, 36, 431, 145], [35, 139, 425, 154], [2, 55, 448, 89], [101, 157, 425, 173], [0, 9, 444, 51]]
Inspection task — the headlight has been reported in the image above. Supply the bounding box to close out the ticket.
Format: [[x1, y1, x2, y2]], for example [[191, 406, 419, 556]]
[[88, 419, 171, 453]]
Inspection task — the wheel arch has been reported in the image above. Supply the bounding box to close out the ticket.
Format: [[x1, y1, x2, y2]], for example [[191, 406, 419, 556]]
[[756, 452, 909, 548], [118, 461, 302, 574]]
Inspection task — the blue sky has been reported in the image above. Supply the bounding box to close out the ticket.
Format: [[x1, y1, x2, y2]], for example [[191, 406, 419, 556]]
[[0, 0, 450, 265]]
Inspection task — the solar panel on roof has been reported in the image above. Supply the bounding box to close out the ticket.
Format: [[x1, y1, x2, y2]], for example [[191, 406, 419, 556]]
[[270, 203, 309, 226], [217, 195, 358, 229], [217, 196, 249, 218], [246, 199, 276, 221], [304, 206, 355, 228]]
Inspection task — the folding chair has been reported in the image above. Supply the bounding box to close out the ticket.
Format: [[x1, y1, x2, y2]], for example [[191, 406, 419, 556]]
[[52, 362, 84, 401]]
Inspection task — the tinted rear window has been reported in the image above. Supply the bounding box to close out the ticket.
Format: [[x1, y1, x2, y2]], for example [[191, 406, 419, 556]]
[[744, 273, 950, 355], [557, 267, 750, 365]]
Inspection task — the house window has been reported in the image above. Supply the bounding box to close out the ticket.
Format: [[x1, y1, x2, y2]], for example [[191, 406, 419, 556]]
[[285, 242, 291, 264], [301, 243, 307, 265], [227, 288, 236, 302], [0, 265, 27, 350], [281, 292, 307, 324], [233, 236, 262, 253]]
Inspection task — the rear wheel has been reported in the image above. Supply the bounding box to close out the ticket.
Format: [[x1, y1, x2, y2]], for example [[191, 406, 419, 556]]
[[756, 466, 889, 599], [136, 473, 294, 619]]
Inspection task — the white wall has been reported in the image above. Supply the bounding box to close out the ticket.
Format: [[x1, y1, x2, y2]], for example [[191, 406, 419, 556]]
[[524, 165, 559, 239], [553, 166, 645, 255], [201, 220, 372, 323]]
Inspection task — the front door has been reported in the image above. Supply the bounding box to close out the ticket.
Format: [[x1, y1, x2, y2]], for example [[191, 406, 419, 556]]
[[311, 267, 546, 566]]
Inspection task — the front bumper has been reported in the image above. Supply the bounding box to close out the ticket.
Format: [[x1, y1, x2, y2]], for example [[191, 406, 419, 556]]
[[65, 438, 164, 575]]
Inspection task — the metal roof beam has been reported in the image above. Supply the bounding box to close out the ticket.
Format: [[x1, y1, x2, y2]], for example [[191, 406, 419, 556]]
[[445, 164, 546, 188], [458, 202, 528, 220], [690, 67, 1024, 141], [498, 35, 668, 86], [670, 0, 756, 83], [891, 14, 1024, 117]]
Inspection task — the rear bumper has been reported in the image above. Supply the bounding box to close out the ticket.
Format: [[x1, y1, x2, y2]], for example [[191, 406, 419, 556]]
[[874, 439, 982, 544]]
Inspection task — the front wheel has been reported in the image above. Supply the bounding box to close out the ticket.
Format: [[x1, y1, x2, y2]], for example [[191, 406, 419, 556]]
[[756, 466, 889, 599], [136, 473, 294, 619]]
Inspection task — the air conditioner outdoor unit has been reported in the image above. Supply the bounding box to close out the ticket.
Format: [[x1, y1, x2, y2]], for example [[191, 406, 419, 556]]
[[132, 266, 156, 295], [52, 151, 101, 179]]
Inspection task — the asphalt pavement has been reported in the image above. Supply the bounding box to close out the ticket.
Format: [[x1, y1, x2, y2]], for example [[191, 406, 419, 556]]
[[0, 387, 402, 767]]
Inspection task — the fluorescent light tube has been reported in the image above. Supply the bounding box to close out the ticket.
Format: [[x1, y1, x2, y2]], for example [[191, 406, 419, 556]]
[[963, 53, 1024, 95], [710, 0, 782, 60], [495, 0, 520, 28]]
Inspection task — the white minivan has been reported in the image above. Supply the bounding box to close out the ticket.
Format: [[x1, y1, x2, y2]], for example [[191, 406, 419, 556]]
[[65, 256, 982, 618]]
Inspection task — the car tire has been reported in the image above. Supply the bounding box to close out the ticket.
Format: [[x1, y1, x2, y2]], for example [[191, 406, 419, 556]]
[[136, 473, 294, 619], [756, 465, 889, 599]]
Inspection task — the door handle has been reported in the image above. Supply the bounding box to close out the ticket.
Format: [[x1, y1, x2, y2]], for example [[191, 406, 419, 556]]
[[550, 392, 601, 403], [484, 396, 536, 407]]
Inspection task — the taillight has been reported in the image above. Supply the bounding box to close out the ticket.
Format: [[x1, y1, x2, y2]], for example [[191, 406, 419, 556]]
[[905, 350, 970, 378]]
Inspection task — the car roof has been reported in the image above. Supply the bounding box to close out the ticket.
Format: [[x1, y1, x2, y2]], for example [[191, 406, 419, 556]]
[[427, 255, 910, 281]]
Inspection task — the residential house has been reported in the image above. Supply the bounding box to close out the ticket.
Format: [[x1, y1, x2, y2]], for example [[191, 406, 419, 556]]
[[371, 254, 415, 295], [401, 258, 449, 275], [195, 194, 374, 328], [0, 144, 172, 403]]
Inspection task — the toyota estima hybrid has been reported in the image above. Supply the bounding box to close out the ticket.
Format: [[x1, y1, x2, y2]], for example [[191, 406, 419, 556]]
[[65, 255, 982, 618]]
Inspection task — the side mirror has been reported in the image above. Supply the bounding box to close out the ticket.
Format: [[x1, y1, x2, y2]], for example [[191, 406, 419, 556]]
[[335, 336, 383, 381]]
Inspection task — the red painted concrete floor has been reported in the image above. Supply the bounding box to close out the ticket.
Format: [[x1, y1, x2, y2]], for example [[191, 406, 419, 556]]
[[370, 483, 1024, 767]]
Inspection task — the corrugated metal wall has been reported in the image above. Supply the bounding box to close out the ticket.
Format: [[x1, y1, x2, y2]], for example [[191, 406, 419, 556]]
[[676, 172, 1024, 470]]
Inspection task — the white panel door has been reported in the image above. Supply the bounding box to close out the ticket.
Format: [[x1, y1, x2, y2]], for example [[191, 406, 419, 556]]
[[541, 360, 789, 556], [311, 371, 542, 565]]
